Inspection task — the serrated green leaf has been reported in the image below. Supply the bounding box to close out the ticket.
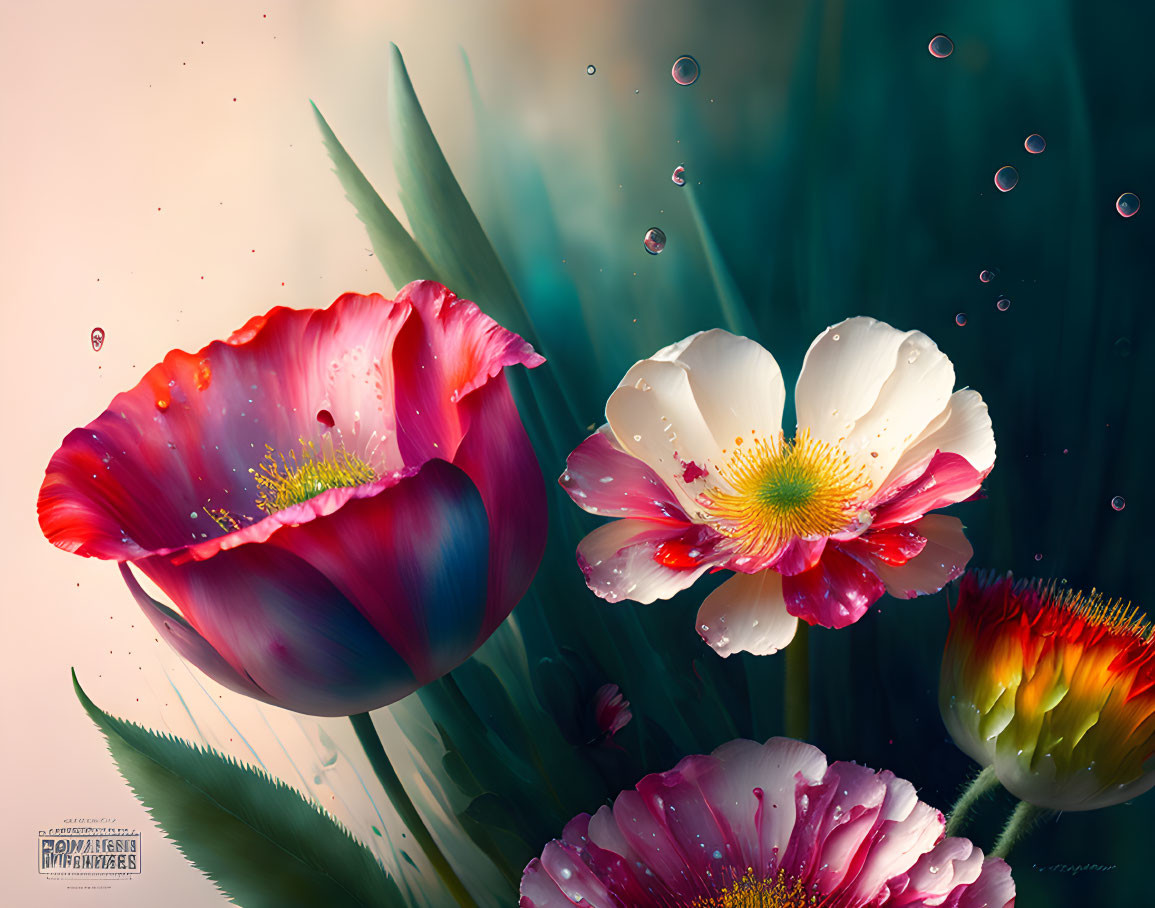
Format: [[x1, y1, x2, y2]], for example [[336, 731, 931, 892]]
[[311, 100, 440, 289], [73, 670, 401, 908]]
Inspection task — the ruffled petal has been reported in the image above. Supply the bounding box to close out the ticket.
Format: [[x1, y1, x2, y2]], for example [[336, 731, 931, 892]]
[[575, 519, 725, 604], [796, 318, 955, 500], [864, 514, 972, 600], [37, 281, 541, 564], [781, 545, 886, 629], [696, 570, 799, 657], [889, 837, 985, 906], [560, 427, 690, 524]]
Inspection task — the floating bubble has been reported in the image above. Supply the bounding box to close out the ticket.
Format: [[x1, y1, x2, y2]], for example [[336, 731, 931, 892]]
[[1114, 337, 1132, 358], [91, 326, 105, 351], [586, 64, 596, 75], [1024, 134, 1046, 154], [1111, 496, 1126, 511], [996, 297, 1011, 311], [643, 227, 667, 255], [1116, 193, 1141, 217], [1034, 553, 1043, 562], [979, 270, 995, 283], [671, 165, 686, 186], [994, 166, 1019, 192], [671, 55, 700, 86], [955, 313, 968, 327], [928, 34, 954, 58]]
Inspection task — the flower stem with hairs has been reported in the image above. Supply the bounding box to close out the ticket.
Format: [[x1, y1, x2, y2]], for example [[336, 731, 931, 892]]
[[945, 765, 1000, 836], [992, 800, 1046, 859]]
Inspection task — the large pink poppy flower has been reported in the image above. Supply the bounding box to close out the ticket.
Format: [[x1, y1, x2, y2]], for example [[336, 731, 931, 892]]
[[521, 736, 1015, 907], [560, 320, 995, 657], [38, 280, 546, 715]]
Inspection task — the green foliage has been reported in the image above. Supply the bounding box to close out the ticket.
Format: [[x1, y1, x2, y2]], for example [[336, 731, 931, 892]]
[[73, 671, 402, 908]]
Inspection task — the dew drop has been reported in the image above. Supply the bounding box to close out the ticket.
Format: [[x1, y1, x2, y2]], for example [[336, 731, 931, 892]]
[[1024, 133, 1046, 153], [979, 270, 995, 283], [955, 313, 968, 327], [994, 166, 1019, 192], [671, 165, 686, 186], [643, 227, 667, 255], [91, 327, 105, 351], [1034, 553, 1043, 561], [1116, 192, 1141, 218], [671, 55, 700, 85], [996, 297, 1011, 312], [1111, 495, 1126, 511], [928, 34, 954, 58], [586, 64, 596, 75]]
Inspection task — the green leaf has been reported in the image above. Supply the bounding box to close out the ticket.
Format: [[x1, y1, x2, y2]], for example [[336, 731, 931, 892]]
[[73, 670, 402, 908], [387, 44, 534, 346], [310, 100, 440, 288]]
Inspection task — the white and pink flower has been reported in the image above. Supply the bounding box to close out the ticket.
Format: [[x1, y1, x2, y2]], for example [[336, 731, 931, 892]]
[[520, 736, 1015, 907], [560, 319, 995, 657]]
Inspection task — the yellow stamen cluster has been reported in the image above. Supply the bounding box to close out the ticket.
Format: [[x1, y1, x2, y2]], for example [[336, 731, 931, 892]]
[[688, 869, 819, 908], [704, 428, 867, 558], [205, 506, 242, 532], [1063, 589, 1150, 639], [251, 438, 376, 514]]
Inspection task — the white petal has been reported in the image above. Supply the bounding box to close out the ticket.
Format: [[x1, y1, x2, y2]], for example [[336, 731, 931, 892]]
[[606, 359, 724, 512], [666, 329, 786, 452], [882, 389, 996, 491], [869, 514, 973, 599], [796, 318, 956, 497], [696, 569, 798, 657], [795, 317, 911, 443]]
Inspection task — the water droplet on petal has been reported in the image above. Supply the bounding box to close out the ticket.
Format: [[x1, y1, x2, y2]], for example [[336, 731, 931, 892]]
[[1111, 495, 1126, 511], [928, 34, 954, 58], [979, 269, 995, 283], [586, 64, 596, 75], [996, 297, 1011, 311], [1024, 134, 1046, 153], [955, 313, 968, 327], [1116, 192, 1141, 217], [643, 227, 666, 255], [994, 166, 1019, 192], [671, 165, 686, 186], [671, 55, 699, 85], [91, 327, 105, 351]]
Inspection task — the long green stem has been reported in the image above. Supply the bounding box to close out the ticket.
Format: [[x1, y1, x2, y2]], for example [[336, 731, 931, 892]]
[[349, 713, 477, 908], [945, 766, 1000, 837], [784, 623, 811, 740], [992, 800, 1046, 859]]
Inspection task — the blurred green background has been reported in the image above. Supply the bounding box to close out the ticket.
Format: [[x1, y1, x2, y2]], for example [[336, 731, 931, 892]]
[[411, 0, 1153, 902]]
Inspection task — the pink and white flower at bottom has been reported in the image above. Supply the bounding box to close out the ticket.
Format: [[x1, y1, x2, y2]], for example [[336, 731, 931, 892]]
[[520, 737, 1014, 907]]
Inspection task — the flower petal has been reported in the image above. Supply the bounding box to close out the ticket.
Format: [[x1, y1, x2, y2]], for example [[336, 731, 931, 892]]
[[696, 570, 799, 657], [265, 459, 492, 684], [575, 519, 723, 604], [132, 539, 416, 717], [864, 514, 972, 600], [782, 545, 886, 629], [872, 453, 986, 528], [882, 389, 996, 492], [605, 359, 724, 513], [654, 329, 786, 453], [559, 427, 690, 523], [795, 318, 955, 498]]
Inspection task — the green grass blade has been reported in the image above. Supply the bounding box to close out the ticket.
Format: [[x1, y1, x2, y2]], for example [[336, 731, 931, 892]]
[[311, 100, 440, 288], [73, 670, 402, 908], [387, 44, 535, 345]]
